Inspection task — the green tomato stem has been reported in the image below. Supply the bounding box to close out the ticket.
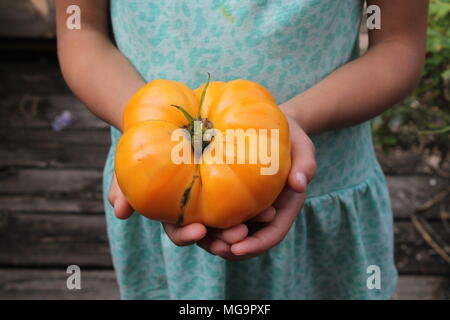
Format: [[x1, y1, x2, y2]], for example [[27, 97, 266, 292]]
[[170, 104, 194, 132], [170, 73, 213, 153], [197, 72, 211, 119]]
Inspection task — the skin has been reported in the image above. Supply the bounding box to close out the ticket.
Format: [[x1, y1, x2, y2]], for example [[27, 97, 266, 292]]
[[56, 0, 428, 260]]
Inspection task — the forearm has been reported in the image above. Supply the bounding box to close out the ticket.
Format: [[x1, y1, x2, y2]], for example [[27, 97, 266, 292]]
[[57, 33, 144, 131], [282, 0, 428, 135], [56, 0, 145, 131], [282, 40, 425, 135]]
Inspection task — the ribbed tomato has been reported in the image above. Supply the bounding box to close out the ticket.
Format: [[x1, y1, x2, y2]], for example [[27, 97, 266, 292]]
[[115, 75, 291, 228]]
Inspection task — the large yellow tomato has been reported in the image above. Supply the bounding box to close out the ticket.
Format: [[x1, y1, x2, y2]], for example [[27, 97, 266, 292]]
[[115, 75, 291, 228]]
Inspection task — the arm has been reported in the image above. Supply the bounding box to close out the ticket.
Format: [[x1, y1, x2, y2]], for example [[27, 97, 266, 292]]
[[56, 0, 145, 131], [282, 0, 429, 135]]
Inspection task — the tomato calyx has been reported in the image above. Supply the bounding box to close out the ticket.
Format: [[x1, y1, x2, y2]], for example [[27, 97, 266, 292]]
[[170, 73, 213, 153]]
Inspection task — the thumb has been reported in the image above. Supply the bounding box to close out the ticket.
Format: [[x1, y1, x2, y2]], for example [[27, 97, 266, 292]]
[[287, 122, 316, 193], [109, 174, 134, 219], [114, 191, 134, 219]]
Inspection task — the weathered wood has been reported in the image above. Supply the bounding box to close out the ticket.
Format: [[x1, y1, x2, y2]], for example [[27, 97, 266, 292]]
[[0, 53, 69, 96], [0, 269, 447, 300], [0, 196, 104, 215], [1, 95, 107, 129], [394, 222, 449, 275], [2, 129, 110, 146], [0, 210, 447, 275], [0, 144, 109, 169], [0, 0, 56, 38], [0, 169, 103, 195], [387, 176, 449, 219], [0, 269, 119, 300], [377, 149, 429, 175], [396, 276, 449, 300], [0, 212, 112, 268], [0, 32, 447, 301]]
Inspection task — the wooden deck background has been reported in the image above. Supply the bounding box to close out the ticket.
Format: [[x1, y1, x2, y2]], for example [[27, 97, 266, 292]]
[[0, 43, 448, 300], [0, 0, 448, 298]]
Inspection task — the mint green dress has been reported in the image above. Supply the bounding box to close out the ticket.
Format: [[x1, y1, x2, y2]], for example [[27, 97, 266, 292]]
[[103, 0, 398, 299]]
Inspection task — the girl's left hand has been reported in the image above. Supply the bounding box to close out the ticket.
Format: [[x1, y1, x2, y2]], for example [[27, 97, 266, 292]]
[[197, 116, 316, 260]]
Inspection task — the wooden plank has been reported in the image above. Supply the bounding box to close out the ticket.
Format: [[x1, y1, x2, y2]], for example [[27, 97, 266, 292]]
[[0, 95, 108, 129], [376, 148, 426, 175], [0, 73, 69, 96], [0, 38, 56, 53], [0, 96, 110, 169], [0, 210, 447, 275], [0, 0, 56, 38], [0, 196, 104, 215], [394, 222, 449, 275], [0, 212, 112, 268], [0, 144, 109, 169], [396, 276, 449, 300], [0, 269, 447, 300], [387, 176, 449, 219], [0, 169, 103, 195], [2, 129, 110, 146], [0, 56, 69, 96], [0, 269, 119, 300]]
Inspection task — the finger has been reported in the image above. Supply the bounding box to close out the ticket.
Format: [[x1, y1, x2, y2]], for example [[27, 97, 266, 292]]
[[209, 239, 231, 256], [208, 224, 248, 244], [231, 191, 305, 256], [288, 122, 316, 193], [108, 188, 116, 206], [163, 222, 207, 246], [198, 237, 248, 260], [210, 240, 255, 260], [107, 176, 117, 206], [197, 236, 230, 257], [198, 236, 261, 261], [114, 192, 134, 219], [251, 206, 276, 223]]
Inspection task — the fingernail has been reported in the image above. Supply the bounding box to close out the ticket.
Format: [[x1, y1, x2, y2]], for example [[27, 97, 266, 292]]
[[295, 172, 307, 189], [231, 246, 246, 256]]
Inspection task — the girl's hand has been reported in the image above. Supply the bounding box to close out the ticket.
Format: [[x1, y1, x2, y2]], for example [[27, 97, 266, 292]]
[[108, 174, 134, 219], [110, 116, 316, 253], [197, 116, 316, 260], [108, 174, 207, 245]]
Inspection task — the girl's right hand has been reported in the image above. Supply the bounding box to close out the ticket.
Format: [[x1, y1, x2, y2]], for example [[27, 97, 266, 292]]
[[107, 174, 134, 219], [108, 174, 207, 245]]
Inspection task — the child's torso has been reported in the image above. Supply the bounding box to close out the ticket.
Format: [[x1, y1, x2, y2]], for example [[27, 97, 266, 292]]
[[110, 0, 379, 197], [111, 0, 363, 96]]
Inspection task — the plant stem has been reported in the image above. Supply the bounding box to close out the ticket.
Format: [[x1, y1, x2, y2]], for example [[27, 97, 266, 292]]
[[170, 104, 194, 132], [419, 125, 450, 135], [170, 73, 213, 153], [197, 72, 211, 119]]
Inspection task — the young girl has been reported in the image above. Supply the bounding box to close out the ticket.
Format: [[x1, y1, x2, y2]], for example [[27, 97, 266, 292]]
[[56, 0, 428, 299]]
